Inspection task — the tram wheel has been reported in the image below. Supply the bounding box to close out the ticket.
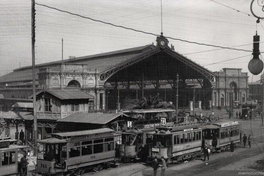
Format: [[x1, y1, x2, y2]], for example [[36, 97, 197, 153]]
[[75, 168, 85, 176], [93, 164, 103, 172]]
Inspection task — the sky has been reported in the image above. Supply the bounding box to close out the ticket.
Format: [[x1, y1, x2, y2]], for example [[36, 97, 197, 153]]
[[0, 0, 263, 82]]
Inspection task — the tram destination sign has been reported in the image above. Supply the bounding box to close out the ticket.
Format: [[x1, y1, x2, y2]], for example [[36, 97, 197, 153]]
[[71, 132, 111, 141]]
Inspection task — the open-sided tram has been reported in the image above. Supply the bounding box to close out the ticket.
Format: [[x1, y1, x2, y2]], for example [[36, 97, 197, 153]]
[[202, 121, 241, 151], [36, 128, 120, 176], [151, 123, 203, 163]]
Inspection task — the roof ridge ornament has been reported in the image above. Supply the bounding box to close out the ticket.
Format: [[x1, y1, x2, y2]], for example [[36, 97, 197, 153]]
[[156, 32, 169, 49]]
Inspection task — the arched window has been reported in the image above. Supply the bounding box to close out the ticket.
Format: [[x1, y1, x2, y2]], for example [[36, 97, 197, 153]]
[[67, 80, 81, 88]]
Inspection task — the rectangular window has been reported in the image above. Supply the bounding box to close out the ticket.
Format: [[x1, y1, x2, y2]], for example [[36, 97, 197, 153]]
[[69, 147, 80, 158], [105, 138, 114, 142], [94, 144, 103, 153], [193, 132, 196, 141], [74, 103, 79, 111], [44, 98, 51, 111], [82, 145, 92, 155], [2, 152, 15, 166], [196, 132, 201, 140], [181, 134, 185, 144], [188, 133, 192, 142], [104, 142, 114, 152]]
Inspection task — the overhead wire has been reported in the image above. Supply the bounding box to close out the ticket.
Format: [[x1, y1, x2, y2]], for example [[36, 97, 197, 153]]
[[210, 0, 252, 17], [203, 55, 251, 67], [35, 2, 252, 53]]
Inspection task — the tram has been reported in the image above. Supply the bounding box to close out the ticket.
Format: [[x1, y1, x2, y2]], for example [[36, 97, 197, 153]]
[[0, 139, 28, 176], [36, 128, 120, 176], [151, 123, 203, 163], [118, 128, 154, 162], [202, 121, 241, 151], [119, 108, 175, 162]]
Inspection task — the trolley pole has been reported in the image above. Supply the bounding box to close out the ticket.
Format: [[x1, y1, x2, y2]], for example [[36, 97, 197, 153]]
[[176, 74, 179, 123], [31, 0, 37, 155]]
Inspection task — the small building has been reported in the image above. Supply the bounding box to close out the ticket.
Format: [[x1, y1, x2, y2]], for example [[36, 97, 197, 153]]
[[57, 112, 132, 132], [23, 88, 94, 143]]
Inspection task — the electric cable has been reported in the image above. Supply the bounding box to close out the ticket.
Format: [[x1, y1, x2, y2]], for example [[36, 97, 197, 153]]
[[35, 2, 252, 53]]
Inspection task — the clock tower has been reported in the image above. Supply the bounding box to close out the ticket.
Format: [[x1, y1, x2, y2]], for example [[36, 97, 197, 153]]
[[156, 32, 169, 49]]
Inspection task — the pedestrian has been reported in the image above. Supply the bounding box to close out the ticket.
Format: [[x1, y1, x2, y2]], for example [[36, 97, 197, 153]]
[[15, 131, 19, 140], [152, 156, 159, 176], [248, 134, 251, 148], [230, 141, 235, 152], [20, 153, 28, 176], [19, 129, 25, 145], [243, 134, 247, 148], [236, 111, 238, 119], [203, 146, 209, 161], [240, 132, 242, 144], [160, 156, 167, 176]]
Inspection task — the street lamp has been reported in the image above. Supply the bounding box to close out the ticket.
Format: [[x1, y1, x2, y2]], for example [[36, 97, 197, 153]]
[[248, 0, 264, 75], [248, 33, 263, 75]]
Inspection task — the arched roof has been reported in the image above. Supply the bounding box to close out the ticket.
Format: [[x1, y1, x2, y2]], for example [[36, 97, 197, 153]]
[[0, 40, 215, 85]]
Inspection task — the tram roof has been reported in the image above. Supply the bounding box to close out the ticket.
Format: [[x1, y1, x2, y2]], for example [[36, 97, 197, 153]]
[[123, 108, 175, 114], [52, 128, 114, 138], [0, 144, 28, 151], [37, 137, 67, 144], [201, 124, 220, 130], [213, 121, 239, 127]]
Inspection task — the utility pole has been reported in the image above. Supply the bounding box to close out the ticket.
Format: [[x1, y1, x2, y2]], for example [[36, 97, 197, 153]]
[[176, 74, 179, 123], [31, 0, 37, 155], [261, 74, 264, 126]]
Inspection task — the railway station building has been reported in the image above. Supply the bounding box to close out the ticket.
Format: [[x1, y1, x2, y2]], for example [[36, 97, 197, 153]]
[[0, 34, 248, 113]]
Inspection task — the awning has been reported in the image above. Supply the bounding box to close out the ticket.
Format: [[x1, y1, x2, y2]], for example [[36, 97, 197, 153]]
[[30, 88, 94, 100], [58, 112, 131, 125], [12, 102, 33, 109], [0, 111, 20, 120]]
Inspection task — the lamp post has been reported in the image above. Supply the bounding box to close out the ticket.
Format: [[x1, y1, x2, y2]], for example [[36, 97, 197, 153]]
[[261, 75, 264, 126]]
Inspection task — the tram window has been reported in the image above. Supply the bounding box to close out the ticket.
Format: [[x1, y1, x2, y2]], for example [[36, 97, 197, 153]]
[[94, 139, 103, 144], [197, 132, 201, 140], [10, 152, 15, 164], [188, 133, 192, 142], [82, 141, 92, 145], [62, 146, 67, 158], [193, 132, 196, 141], [221, 132, 226, 139], [2, 152, 15, 166], [82, 145, 92, 155], [181, 134, 185, 144], [105, 138, 114, 142], [94, 143, 103, 154], [174, 135, 180, 145], [104, 142, 114, 151], [69, 147, 80, 158]]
